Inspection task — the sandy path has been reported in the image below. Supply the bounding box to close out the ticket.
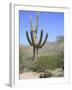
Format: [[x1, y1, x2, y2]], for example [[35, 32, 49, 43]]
[[20, 72, 40, 79]]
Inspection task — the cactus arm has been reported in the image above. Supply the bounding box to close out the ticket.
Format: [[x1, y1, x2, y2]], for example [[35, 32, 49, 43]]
[[35, 15, 39, 33], [26, 31, 33, 46], [38, 33, 48, 48], [30, 16, 34, 31], [37, 30, 43, 47], [30, 31, 37, 47]]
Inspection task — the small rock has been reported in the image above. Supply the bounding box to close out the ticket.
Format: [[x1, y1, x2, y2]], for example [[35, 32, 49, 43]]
[[39, 70, 52, 78]]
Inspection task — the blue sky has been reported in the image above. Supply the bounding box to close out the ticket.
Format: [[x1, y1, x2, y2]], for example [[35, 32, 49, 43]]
[[19, 10, 64, 45]]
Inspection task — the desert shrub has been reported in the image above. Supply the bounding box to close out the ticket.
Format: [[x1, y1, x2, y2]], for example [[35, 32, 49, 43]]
[[19, 48, 32, 73], [33, 51, 64, 72], [19, 49, 25, 73], [19, 53, 34, 73], [56, 51, 64, 69], [33, 55, 58, 72]]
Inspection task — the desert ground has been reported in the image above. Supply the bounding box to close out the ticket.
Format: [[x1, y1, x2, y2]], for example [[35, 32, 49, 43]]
[[20, 72, 39, 79], [20, 68, 64, 79]]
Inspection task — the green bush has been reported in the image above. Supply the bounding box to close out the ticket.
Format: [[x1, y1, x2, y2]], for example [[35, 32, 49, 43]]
[[19, 49, 25, 73], [33, 55, 57, 72], [56, 51, 64, 69], [33, 51, 64, 72]]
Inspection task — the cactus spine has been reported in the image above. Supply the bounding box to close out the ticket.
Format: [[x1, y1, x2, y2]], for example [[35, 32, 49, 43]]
[[26, 15, 48, 61]]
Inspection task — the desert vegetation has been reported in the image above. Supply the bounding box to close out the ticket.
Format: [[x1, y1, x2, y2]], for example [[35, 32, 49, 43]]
[[19, 36, 64, 78]]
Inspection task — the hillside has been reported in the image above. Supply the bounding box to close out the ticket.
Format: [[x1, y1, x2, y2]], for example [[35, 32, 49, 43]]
[[19, 40, 64, 56]]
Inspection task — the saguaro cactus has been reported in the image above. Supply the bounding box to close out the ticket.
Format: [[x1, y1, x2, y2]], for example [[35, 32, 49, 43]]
[[26, 15, 48, 61]]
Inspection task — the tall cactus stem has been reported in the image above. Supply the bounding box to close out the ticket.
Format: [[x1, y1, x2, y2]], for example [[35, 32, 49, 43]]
[[37, 47, 38, 56], [35, 15, 39, 33], [30, 31, 37, 47], [38, 33, 48, 48], [33, 46, 35, 61], [37, 30, 43, 47], [26, 31, 32, 45], [30, 16, 34, 30]]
